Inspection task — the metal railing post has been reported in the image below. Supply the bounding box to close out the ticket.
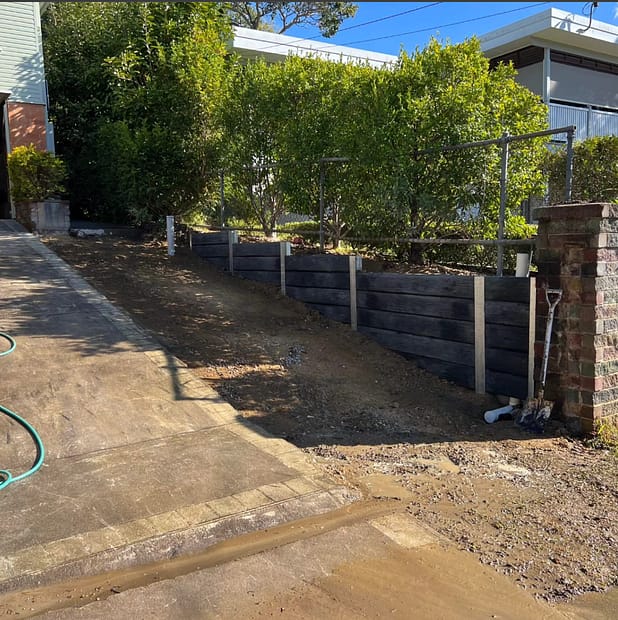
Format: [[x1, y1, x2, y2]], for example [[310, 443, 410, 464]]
[[496, 132, 509, 277], [219, 169, 225, 227], [319, 160, 325, 253], [565, 128, 574, 203]]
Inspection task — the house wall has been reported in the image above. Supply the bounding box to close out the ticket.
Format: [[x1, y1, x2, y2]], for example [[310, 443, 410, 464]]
[[7, 102, 46, 150], [0, 2, 49, 153], [551, 63, 618, 109], [514, 62, 543, 97], [0, 2, 46, 105]]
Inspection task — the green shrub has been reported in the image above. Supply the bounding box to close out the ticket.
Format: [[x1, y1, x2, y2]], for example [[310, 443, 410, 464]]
[[545, 136, 618, 204], [7, 145, 66, 203]]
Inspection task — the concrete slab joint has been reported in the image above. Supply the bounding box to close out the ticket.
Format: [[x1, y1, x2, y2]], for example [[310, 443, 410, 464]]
[[535, 202, 618, 432]]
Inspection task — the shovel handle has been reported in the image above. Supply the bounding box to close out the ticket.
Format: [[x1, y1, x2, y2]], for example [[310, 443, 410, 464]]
[[540, 287, 562, 390], [545, 288, 562, 310]]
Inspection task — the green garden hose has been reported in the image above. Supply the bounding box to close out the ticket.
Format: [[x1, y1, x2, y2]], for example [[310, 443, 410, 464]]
[[0, 332, 45, 490]]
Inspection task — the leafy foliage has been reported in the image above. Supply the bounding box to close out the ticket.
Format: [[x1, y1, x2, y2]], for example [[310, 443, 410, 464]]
[[218, 38, 548, 261], [43, 2, 230, 225], [7, 145, 66, 203], [227, 2, 357, 36], [545, 136, 618, 204]]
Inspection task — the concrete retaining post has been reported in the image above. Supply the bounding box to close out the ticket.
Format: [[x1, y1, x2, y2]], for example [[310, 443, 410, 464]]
[[535, 203, 618, 432], [280, 241, 291, 294], [166, 216, 175, 256]]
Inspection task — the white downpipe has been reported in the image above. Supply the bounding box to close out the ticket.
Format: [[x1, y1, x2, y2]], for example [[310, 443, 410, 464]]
[[166, 216, 175, 256]]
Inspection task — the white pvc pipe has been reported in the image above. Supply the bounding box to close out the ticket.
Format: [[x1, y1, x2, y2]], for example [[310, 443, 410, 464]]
[[484, 404, 515, 424], [166, 215, 175, 257], [515, 252, 530, 278]]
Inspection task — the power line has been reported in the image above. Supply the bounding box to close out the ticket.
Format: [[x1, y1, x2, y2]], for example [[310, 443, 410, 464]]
[[309, 2, 550, 51], [245, 3, 443, 53], [336, 2, 443, 33]]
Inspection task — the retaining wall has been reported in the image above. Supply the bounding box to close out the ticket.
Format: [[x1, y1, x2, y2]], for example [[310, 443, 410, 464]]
[[190, 231, 533, 399]]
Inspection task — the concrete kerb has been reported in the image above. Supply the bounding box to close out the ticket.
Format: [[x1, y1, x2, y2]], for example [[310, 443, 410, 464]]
[[0, 226, 360, 593], [0, 487, 357, 594]]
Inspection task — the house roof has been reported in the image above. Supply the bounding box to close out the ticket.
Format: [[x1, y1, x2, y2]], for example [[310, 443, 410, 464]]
[[480, 7, 618, 63], [232, 26, 398, 68]]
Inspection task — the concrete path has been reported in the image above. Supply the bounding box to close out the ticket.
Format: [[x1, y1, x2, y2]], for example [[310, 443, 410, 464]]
[[0, 221, 357, 593]]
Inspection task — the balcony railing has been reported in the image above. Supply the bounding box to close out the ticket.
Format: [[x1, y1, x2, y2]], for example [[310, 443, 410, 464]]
[[550, 103, 618, 141]]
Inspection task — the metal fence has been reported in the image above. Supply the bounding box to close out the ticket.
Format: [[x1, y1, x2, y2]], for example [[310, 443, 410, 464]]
[[550, 103, 618, 142], [208, 126, 576, 276]]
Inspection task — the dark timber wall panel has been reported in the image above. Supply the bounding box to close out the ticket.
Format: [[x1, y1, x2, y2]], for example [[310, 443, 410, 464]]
[[484, 277, 530, 399], [357, 273, 477, 390], [285, 254, 355, 323], [190, 230, 531, 398]]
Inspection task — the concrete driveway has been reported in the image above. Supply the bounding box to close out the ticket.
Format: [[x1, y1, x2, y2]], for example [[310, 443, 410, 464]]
[[0, 221, 356, 593]]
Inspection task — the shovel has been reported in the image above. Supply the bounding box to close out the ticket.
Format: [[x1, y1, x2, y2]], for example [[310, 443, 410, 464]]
[[516, 287, 562, 433]]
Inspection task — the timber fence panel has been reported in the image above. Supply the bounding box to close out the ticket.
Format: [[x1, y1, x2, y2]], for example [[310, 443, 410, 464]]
[[190, 243, 229, 259], [234, 243, 282, 257], [285, 271, 350, 289], [357, 308, 474, 344], [285, 286, 350, 307], [233, 256, 280, 272], [357, 291, 474, 321], [405, 355, 476, 390], [486, 371, 528, 400], [306, 303, 351, 323], [286, 255, 353, 272]]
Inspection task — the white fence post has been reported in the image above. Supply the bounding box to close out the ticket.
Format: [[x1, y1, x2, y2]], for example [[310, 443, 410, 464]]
[[166, 216, 175, 256], [528, 277, 537, 400], [228, 230, 235, 273], [349, 255, 358, 331], [474, 276, 486, 394], [280, 242, 290, 294]]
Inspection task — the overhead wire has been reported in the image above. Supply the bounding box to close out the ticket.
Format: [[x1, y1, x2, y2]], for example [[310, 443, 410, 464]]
[[244, 2, 443, 53], [304, 2, 551, 52]]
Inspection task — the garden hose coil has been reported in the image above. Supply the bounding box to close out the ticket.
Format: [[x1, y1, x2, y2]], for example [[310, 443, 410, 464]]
[[0, 332, 45, 490]]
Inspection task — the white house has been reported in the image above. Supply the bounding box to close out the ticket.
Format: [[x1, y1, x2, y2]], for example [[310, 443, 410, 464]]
[[480, 7, 618, 142], [233, 9, 617, 144], [0, 1, 53, 218], [232, 26, 398, 68]]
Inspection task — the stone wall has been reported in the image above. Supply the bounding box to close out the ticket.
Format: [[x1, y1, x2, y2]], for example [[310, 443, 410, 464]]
[[535, 203, 618, 433]]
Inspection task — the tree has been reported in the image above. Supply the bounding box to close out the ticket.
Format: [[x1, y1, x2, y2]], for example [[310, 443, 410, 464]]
[[43, 2, 230, 225], [217, 38, 547, 263], [218, 59, 291, 236], [227, 2, 357, 36]]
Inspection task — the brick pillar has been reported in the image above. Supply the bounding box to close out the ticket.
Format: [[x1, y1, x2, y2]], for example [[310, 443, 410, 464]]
[[535, 203, 618, 433]]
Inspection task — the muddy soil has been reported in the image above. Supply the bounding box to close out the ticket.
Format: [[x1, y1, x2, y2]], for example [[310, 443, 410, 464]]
[[45, 236, 618, 605]]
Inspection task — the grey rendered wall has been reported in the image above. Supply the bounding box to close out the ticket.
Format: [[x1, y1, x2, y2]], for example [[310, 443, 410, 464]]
[[551, 63, 618, 109], [515, 62, 543, 97]]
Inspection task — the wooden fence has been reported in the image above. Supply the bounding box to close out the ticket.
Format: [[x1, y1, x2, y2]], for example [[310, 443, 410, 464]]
[[190, 231, 535, 399]]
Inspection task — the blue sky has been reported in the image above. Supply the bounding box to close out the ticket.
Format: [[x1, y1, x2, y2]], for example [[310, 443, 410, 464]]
[[285, 2, 618, 56]]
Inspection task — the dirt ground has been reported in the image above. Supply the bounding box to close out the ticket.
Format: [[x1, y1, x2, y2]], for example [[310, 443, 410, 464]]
[[45, 236, 618, 606]]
